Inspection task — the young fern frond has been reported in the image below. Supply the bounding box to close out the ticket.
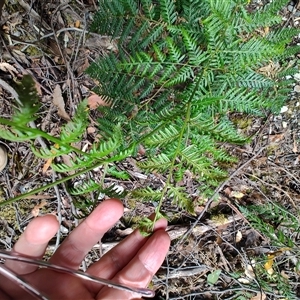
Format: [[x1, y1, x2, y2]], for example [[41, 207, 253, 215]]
[[167, 186, 194, 214], [52, 132, 128, 172], [31, 144, 76, 160], [137, 153, 172, 173], [131, 187, 163, 202], [70, 179, 127, 198], [13, 75, 40, 125], [0, 126, 40, 141], [60, 100, 89, 143]]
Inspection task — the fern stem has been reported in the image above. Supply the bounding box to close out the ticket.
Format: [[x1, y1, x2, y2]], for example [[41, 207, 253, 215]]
[[0, 117, 86, 156], [0, 158, 111, 207], [138, 123, 166, 144], [96, 162, 108, 200], [152, 73, 203, 224]]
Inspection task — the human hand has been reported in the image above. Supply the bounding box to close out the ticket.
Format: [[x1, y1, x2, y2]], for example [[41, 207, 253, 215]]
[[0, 198, 170, 299]]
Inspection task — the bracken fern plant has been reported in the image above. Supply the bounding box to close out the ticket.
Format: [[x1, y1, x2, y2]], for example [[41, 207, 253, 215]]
[[0, 0, 298, 230], [86, 0, 299, 223]]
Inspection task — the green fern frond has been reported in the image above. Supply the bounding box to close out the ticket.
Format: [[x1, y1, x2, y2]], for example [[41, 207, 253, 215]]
[[140, 25, 164, 49], [252, 0, 289, 28], [13, 75, 40, 125], [128, 21, 150, 50], [31, 144, 74, 159], [167, 186, 194, 213], [52, 155, 93, 172], [60, 100, 88, 143], [131, 187, 163, 201], [0, 126, 40, 141], [166, 65, 194, 86], [180, 145, 211, 174], [52, 135, 125, 172], [236, 71, 275, 89], [145, 125, 179, 146], [70, 179, 101, 195], [70, 179, 127, 198], [160, 0, 177, 24], [86, 0, 298, 216], [140, 0, 157, 19], [90, 134, 122, 159], [106, 147, 135, 163], [107, 166, 130, 179], [137, 153, 171, 172]]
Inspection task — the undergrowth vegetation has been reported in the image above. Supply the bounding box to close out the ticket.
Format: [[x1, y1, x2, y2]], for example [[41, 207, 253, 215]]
[[0, 0, 298, 226]]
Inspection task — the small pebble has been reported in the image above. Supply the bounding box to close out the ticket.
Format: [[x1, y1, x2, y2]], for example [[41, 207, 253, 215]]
[[294, 85, 300, 92], [282, 121, 288, 129]]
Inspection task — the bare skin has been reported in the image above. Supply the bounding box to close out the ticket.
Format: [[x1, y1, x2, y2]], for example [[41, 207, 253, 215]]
[[0, 198, 170, 299]]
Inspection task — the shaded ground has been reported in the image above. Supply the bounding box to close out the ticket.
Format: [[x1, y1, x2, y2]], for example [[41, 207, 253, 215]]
[[0, 1, 300, 299]]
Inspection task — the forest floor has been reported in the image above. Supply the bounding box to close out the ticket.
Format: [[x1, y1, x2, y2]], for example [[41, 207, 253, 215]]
[[0, 1, 300, 299]]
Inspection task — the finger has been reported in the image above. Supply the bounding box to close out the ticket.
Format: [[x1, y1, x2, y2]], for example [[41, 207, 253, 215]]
[[5, 214, 59, 275], [50, 198, 123, 269], [97, 230, 170, 299], [85, 217, 167, 293], [0, 290, 10, 300]]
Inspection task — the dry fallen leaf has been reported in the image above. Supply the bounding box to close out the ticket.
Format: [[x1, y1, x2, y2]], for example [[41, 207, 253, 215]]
[[42, 158, 53, 175], [269, 133, 285, 143], [251, 292, 266, 300], [264, 247, 291, 275], [280, 270, 289, 279], [75, 20, 81, 28], [223, 187, 232, 196], [293, 132, 298, 153], [87, 94, 111, 110], [0, 62, 18, 75], [22, 70, 42, 95], [238, 277, 251, 284], [87, 126, 96, 134], [235, 230, 243, 243], [230, 191, 244, 199], [264, 27, 269, 35], [31, 199, 48, 217], [12, 49, 30, 66], [76, 57, 90, 75], [52, 85, 71, 121], [264, 255, 274, 275], [258, 61, 280, 77], [245, 263, 255, 280]]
